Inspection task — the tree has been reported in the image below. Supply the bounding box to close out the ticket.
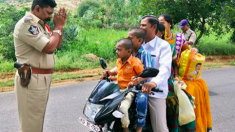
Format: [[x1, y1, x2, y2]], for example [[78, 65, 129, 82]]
[[140, 0, 234, 45], [0, 5, 29, 61], [222, 1, 235, 43], [77, 0, 142, 29]]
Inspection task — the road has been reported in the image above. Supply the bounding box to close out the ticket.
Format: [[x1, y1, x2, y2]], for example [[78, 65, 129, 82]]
[[0, 67, 235, 132]]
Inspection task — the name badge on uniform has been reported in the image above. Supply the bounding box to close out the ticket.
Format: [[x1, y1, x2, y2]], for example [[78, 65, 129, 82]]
[[28, 25, 39, 35]]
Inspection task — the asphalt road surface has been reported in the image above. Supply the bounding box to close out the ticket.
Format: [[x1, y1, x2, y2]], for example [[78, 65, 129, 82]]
[[0, 67, 235, 132]]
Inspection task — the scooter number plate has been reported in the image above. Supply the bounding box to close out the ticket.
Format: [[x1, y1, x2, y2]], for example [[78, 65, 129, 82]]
[[78, 117, 100, 132]]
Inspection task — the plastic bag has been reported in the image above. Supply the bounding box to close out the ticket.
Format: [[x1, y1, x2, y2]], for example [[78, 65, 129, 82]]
[[173, 81, 195, 126]]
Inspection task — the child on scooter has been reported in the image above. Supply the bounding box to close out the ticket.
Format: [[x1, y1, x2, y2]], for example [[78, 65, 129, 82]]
[[102, 28, 153, 132], [127, 28, 152, 132], [101, 38, 144, 132]]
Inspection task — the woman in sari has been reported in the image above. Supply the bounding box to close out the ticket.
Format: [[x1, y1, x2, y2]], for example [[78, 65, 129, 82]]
[[157, 15, 196, 132], [158, 14, 212, 132]]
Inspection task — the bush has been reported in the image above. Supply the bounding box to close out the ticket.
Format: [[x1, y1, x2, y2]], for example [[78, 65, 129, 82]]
[[0, 6, 29, 61], [0, 5, 79, 59], [77, 0, 102, 18], [197, 33, 235, 55], [77, 0, 106, 29], [55, 14, 80, 52], [0, 55, 14, 73], [76, 0, 142, 29], [0, 5, 79, 60]]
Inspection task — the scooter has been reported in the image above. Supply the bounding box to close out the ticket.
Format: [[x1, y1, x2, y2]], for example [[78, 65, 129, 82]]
[[78, 58, 162, 132]]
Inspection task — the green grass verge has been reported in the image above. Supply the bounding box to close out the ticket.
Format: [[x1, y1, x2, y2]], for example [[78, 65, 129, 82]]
[[197, 33, 235, 55], [1, 60, 234, 88], [0, 79, 14, 87], [204, 64, 223, 68], [54, 28, 126, 71], [0, 56, 15, 73], [52, 73, 95, 82], [0, 28, 125, 73], [0, 61, 116, 88], [0, 73, 97, 88], [228, 61, 235, 66], [1, 28, 235, 74]]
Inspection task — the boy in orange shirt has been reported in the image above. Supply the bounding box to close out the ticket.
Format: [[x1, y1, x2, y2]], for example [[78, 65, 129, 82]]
[[101, 38, 144, 132]]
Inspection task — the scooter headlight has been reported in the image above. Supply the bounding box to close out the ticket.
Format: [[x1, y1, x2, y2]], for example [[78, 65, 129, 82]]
[[84, 102, 104, 123]]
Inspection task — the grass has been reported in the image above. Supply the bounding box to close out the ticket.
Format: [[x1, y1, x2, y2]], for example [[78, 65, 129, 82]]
[[204, 59, 235, 69], [0, 56, 15, 73], [54, 28, 126, 71], [228, 61, 235, 66], [204, 64, 223, 68], [1, 28, 235, 76], [0, 70, 103, 92], [52, 73, 94, 82], [76, 28, 127, 59], [0, 73, 95, 92], [0, 28, 125, 75], [0, 79, 14, 87], [0, 79, 14, 92], [196, 32, 235, 55], [0, 60, 116, 89]]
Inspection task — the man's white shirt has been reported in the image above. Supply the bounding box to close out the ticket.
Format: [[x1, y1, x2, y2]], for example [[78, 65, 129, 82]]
[[142, 36, 172, 98]]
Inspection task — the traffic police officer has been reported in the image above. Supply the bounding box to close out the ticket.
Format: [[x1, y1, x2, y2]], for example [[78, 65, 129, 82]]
[[14, 0, 67, 131]]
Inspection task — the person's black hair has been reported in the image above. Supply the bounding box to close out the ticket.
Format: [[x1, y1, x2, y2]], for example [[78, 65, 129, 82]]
[[31, 0, 57, 11], [158, 22, 165, 39], [159, 14, 173, 29], [196, 63, 202, 66], [142, 15, 159, 32], [117, 38, 133, 51], [129, 27, 146, 42], [158, 22, 165, 32]]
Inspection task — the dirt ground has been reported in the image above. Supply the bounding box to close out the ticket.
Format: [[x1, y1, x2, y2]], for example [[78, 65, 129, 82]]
[[204, 55, 235, 67], [1, 55, 234, 92]]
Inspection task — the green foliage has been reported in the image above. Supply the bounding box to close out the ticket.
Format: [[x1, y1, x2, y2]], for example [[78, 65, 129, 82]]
[[228, 61, 235, 66], [54, 52, 100, 71], [222, 2, 235, 43], [0, 5, 79, 61], [1, 28, 235, 73], [0, 5, 29, 60], [52, 73, 94, 82], [0, 55, 14, 73], [18, 0, 32, 3], [140, 0, 234, 44], [77, 0, 102, 17], [0, 79, 14, 87], [53, 13, 79, 52], [1, 1, 235, 74], [54, 28, 127, 71], [0, 0, 10, 3], [78, 7, 104, 28], [197, 33, 235, 55], [77, 0, 142, 29]]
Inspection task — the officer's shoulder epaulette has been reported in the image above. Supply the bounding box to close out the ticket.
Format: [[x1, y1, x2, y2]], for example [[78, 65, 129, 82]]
[[24, 17, 33, 23]]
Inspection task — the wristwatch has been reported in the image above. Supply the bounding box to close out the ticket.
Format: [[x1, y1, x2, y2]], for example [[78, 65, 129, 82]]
[[52, 30, 62, 35]]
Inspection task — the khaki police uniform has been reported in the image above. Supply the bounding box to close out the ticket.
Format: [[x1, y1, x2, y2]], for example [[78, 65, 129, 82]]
[[182, 28, 196, 44], [14, 12, 54, 132]]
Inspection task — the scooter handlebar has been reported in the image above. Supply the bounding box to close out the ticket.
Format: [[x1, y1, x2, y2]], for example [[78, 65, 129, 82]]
[[131, 84, 163, 93], [151, 88, 163, 93], [100, 71, 110, 81]]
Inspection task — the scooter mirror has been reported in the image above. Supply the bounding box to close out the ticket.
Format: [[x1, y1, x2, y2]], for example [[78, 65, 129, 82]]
[[139, 68, 159, 78], [100, 58, 107, 70], [112, 110, 125, 118]]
